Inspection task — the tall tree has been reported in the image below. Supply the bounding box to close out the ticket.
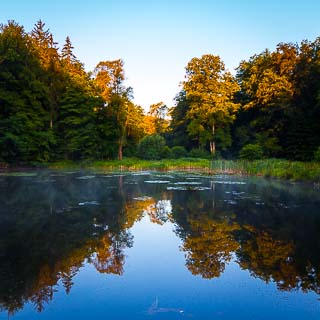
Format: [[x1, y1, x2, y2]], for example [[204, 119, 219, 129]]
[[57, 82, 101, 160], [94, 59, 133, 159], [168, 91, 196, 150], [183, 54, 240, 154], [60, 36, 85, 82], [148, 101, 168, 135], [94, 59, 126, 101], [0, 21, 53, 162], [30, 20, 62, 131]]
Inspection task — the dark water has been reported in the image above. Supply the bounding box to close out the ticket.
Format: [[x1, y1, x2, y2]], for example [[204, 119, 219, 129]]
[[0, 170, 320, 319]]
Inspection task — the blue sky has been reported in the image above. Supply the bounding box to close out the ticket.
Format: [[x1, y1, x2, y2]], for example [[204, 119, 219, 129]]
[[1, 0, 320, 109]]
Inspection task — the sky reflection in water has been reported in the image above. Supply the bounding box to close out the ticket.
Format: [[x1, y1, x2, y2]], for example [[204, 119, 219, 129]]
[[0, 171, 319, 319]]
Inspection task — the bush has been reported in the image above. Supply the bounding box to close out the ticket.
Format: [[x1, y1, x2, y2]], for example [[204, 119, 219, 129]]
[[171, 146, 188, 158], [137, 135, 165, 160], [189, 148, 211, 159], [239, 144, 264, 160], [314, 147, 320, 161], [161, 146, 172, 158]]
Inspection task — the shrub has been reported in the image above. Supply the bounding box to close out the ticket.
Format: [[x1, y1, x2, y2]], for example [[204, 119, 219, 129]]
[[137, 135, 165, 160], [239, 144, 264, 160], [161, 146, 172, 158], [171, 146, 188, 158], [314, 147, 320, 161], [189, 148, 211, 159]]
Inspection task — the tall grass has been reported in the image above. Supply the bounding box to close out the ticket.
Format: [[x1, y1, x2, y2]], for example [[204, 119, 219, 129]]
[[49, 158, 210, 171], [48, 158, 320, 182], [211, 159, 320, 182]]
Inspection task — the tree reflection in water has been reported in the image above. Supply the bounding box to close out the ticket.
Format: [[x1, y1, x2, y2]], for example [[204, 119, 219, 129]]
[[0, 172, 320, 316]]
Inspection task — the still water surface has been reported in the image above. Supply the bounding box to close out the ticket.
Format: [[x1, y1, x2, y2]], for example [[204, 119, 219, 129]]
[[0, 170, 320, 319]]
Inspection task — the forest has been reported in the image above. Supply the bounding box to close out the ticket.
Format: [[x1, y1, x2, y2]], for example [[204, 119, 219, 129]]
[[1, 20, 320, 164]]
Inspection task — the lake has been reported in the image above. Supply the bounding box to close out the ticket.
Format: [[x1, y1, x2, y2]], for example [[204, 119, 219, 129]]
[[0, 170, 319, 319]]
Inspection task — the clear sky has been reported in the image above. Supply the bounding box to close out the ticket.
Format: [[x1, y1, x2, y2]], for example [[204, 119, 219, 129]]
[[1, 0, 320, 110]]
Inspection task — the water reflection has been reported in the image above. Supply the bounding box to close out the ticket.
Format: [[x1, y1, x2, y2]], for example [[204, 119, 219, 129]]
[[0, 171, 319, 317]]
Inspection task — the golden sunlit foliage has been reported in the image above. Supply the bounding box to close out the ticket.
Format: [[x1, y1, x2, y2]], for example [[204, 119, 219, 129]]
[[183, 54, 240, 154], [181, 217, 240, 279]]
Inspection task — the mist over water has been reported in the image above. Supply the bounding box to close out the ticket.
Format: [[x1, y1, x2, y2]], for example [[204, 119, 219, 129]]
[[0, 171, 319, 319]]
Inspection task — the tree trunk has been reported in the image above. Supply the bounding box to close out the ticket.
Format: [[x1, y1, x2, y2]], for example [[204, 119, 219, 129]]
[[210, 141, 215, 154], [209, 123, 215, 154], [118, 141, 123, 160]]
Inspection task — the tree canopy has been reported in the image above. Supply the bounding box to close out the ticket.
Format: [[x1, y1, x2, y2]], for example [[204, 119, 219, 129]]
[[1, 19, 320, 163]]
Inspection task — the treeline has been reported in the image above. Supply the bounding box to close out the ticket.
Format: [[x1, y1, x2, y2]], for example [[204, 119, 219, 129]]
[[169, 43, 320, 161], [0, 20, 149, 163], [1, 20, 320, 163]]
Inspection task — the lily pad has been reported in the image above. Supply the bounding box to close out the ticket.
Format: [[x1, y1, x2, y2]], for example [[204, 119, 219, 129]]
[[167, 186, 211, 191], [78, 201, 100, 206], [0, 172, 38, 177], [76, 175, 96, 180], [144, 180, 170, 184], [212, 180, 246, 185], [133, 196, 153, 201], [173, 181, 202, 185]]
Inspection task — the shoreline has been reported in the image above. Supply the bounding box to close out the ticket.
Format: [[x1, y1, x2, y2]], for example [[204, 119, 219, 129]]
[[0, 158, 320, 183]]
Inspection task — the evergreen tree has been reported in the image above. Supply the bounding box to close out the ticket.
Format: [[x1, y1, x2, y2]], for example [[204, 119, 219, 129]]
[[0, 21, 53, 162], [57, 82, 100, 160], [30, 20, 62, 131]]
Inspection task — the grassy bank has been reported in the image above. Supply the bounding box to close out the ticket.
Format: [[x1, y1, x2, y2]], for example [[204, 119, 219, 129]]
[[14, 158, 320, 182], [211, 159, 320, 182], [48, 158, 211, 171]]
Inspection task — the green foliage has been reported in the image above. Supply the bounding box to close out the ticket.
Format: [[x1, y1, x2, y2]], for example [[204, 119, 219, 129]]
[[183, 54, 240, 155], [0, 21, 54, 162], [137, 135, 166, 160], [314, 147, 320, 161], [239, 144, 264, 160], [211, 159, 320, 182], [188, 148, 211, 159], [168, 91, 197, 150], [56, 83, 100, 160], [2, 19, 320, 164], [161, 146, 172, 159], [171, 146, 188, 158], [235, 40, 320, 160]]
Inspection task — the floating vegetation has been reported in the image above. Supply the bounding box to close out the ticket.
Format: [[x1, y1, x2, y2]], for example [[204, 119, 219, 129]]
[[232, 191, 245, 195], [211, 180, 246, 185], [167, 186, 211, 191], [78, 201, 100, 206], [152, 174, 175, 179], [0, 172, 38, 177], [76, 175, 95, 180], [33, 179, 56, 183], [173, 181, 202, 185], [224, 199, 237, 205], [144, 180, 170, 184], [133, 196, 153, 201], [131, 171, 150, 176], [55, 206, 77, 213]]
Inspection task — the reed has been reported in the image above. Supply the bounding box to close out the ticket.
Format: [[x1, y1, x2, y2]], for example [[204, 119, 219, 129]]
[[210, 159, 320, 182], [48, 158, 320, 182]]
